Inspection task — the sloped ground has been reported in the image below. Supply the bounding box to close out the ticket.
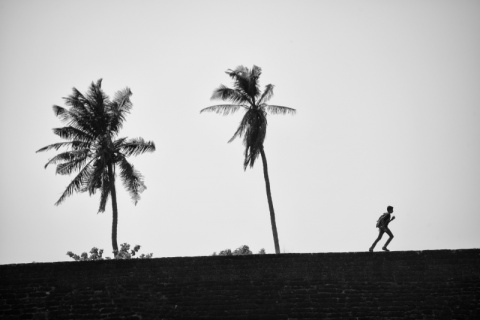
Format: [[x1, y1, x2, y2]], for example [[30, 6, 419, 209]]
[[1, 249, 479, 319]]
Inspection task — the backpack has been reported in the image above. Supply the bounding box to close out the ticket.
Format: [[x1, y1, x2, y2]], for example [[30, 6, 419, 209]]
[[376, 213, 388, 228]]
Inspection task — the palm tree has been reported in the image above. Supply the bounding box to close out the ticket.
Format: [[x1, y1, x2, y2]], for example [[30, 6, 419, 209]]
[[201, 65, 295, 254], [37, 79, 155, 255]]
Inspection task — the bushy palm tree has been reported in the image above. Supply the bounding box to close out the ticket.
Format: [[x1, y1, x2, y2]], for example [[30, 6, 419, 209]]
[[201, 65, 295, 254], [37, 79, 155, 255]]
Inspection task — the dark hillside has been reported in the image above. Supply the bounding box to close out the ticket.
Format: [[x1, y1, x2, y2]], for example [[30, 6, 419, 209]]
[[1, 249, 479, 319]]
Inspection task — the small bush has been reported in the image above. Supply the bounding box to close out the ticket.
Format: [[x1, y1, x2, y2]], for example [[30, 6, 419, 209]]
[[67, 243, 153, 261], [212, 245, 265, 256]]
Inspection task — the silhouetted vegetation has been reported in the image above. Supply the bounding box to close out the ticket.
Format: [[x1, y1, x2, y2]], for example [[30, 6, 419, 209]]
[[37, 79, 155, 256], [212, 245, 265, 256], [201, 66, 295, 254], [67, 243, 153, 261]]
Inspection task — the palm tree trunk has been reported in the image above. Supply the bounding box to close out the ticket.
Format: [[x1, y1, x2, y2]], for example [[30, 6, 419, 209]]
[[260, 147, 281, 254], [107, 163, 119, 256]]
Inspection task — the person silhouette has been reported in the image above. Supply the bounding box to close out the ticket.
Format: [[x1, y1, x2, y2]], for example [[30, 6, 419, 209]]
[[369, 206, 396, 252]]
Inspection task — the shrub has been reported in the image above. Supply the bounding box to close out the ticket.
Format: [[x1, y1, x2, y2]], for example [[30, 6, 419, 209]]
[[212, 245, 265, 256], [67, 243, 152, 261]]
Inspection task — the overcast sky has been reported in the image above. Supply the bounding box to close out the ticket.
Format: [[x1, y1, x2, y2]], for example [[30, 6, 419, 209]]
[[1, 0, 479, 264]]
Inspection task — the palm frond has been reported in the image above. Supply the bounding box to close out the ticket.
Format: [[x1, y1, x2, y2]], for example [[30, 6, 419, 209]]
[[52, 105, 72, 123], [226, 66, 249, 79], [52, 126, 93, 142], [211, 85, 251, 104], [113, 137, 128, 149], [258, 84, 274, 104], [86, 79, 108, 115], [54, 163, 93, 206], [200, 104, 246, 116], [63, 88, 92, 120], [63, 80, 109, 137], [119, 158, 146, 204], [231, 65, 262, 99], [109, 88, 132, 134], [228, 112, 249, 143], [265, 105, 296, 115], [250, 65, 262, 94], [244, 144, 263, 169], [119, 138, 156, 157], [62, 107, 97, 137], [36, 141, 89, 153], [43, 149, 89, 169], [242, 110, 267, 169], [55, 151, 90, 175], [85, 158, 107, 195], [64, 88, 87, 107], [231, 66, 261, 100]]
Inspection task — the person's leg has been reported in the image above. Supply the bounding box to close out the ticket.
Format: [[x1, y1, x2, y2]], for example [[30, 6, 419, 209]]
[[382, 228, 394, 250], [369, 229, 385, 251]]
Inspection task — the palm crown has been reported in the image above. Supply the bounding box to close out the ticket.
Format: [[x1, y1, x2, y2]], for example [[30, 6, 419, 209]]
[[201, 65, 295, 169], [37, 79, 155, 254]]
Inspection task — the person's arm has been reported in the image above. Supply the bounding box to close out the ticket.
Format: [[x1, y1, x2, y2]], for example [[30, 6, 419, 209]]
[[390, 216, 395, 222]]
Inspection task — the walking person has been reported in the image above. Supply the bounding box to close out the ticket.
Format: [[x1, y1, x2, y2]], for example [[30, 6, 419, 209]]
[[369, 206, 396, 252]]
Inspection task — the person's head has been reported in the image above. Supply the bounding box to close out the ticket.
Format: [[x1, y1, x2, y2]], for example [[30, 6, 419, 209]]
[[387, 206, 394, 213]]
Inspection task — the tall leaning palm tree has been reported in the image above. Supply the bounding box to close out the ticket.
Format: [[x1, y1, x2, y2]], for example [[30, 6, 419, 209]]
[[37, 79, 155, 255], [201, 65, 296, 254]]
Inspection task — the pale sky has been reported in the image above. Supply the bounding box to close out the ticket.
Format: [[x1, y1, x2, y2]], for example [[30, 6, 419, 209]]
[[1, 0, 479, 264]]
